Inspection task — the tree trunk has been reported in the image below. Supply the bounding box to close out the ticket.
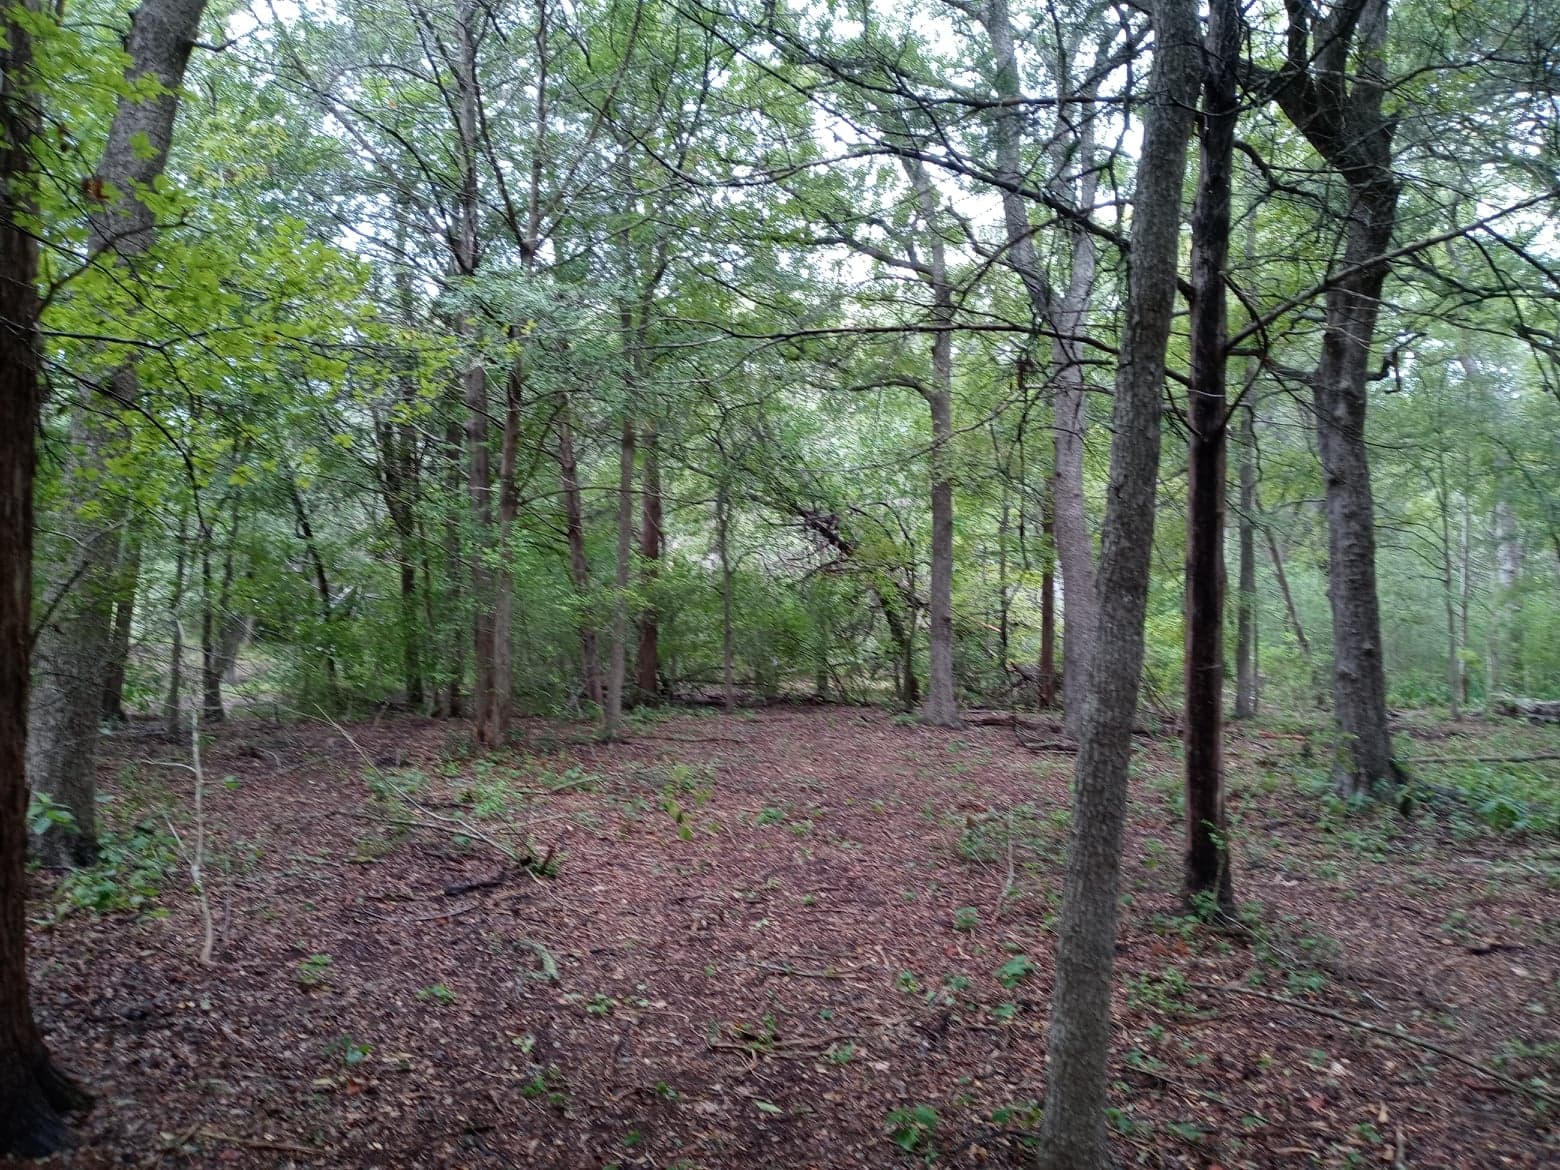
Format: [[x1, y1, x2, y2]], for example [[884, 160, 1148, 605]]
[[164, 508, 189, 738], [557, 401, 603, 707], [1181, 0, 1238, 917], [717, 482, 736, 712], [487, 352, 521, 740], [603, 417, 636, 739], [635, 423, 663, 701], [1234, 405, 1259, 719], [1039, 490, 1057, 709], [0, 7, 93, 1148], [1269, 0, 1403, 797], [1036, 0, 1199, 1164], [903, 157, 960, 728], [27, 0, 209, 864], [288, 478, 340, 704], [982, 0, 1101, 738], [101, 528, 141, 723]]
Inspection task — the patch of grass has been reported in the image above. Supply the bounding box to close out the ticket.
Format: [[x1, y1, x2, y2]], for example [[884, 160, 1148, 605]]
[[885, 1104, 939, 1155], [296, 953, 334, 988]]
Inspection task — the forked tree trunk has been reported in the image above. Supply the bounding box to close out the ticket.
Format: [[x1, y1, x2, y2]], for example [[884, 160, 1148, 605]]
[[1181, 0, 1238, 916], [983, 0, 1102, 737], [1036, 0, 1199, 1164], [1038, 489, 1057, 709], [1268, 0, 1404, 797], [0, 7, 94, 1150]]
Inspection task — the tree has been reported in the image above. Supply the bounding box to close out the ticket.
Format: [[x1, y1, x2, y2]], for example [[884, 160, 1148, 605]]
[[1256, 0, 1405, 796], [1036, 0, 1200, 1163], [29, 0, 210, 865], [1181, 0, 1240, 914], [0, 2, 93, 1152]]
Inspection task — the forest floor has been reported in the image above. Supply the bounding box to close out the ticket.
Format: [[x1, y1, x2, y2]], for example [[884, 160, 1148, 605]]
[[11, 704, 1559, 1170]]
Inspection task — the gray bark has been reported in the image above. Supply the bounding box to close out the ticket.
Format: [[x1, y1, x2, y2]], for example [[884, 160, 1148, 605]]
[[1234, 405, 1259, 719], [1036, 0, 1200, 1163], [28, 0, 208, 865], [983, 0, 1102, 737], [603, 416, 636, 739], [1268, 0, 1404, 796], [903, 158, 960, 728]]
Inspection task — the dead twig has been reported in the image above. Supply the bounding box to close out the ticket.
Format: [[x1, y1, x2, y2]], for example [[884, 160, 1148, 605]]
[[197, 1128, 318, 1156], [1191, 981, 1559, 1106]]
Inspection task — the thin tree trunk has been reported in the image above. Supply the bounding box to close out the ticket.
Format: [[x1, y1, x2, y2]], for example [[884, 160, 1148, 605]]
[[1182, 0, 1239, 916], [603, 417, 636, 739], [288, 478, 340, 704], [717, 482, 736, 712], [164, 508, 189, 738], [1036, 0, 1199, 1164], [101, 528, 141, 723], [0, 8, 94, 1146], [635, 423, 663, 701], [1234, 405, 1259, 719], [488, 352, 521, 739], [903, 157, 959, 728], [557, 401, 603, 706]]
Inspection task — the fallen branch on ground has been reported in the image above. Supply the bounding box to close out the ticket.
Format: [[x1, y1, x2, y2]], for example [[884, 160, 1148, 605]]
[[1191, 980, 1558, 1106]]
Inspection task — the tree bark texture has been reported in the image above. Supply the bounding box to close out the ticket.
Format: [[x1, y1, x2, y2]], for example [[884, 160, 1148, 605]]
[[635, 424, 663, 701], [1269, 0, 1403, 795], [603, 417, 636, 739], [1182, 0, 1239, 916], [904, 158, 960, 728], [0, 6, 94, 1150], [557, 402, 603, 707], [984, 0, 1101, 737], [1234, 405, 1259, 718], [28, 0, 208, 864], [1036, 0, 1200, 1164]]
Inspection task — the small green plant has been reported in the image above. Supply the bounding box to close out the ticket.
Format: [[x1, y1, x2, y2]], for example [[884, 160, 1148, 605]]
[[896, 969, 921, 994], [826, 1040, 856, 1065], [952, 906, 980, 932], [26, 791, 76, 836], [416, 982, 456, 1005], [327, 1035, 372, 1066], [296, 953, 334, 988], [586, 992, 617, 1016], [756, 805, 787, 826], [885, 1104, 939, 1154], [995, 953, 1035, 989]]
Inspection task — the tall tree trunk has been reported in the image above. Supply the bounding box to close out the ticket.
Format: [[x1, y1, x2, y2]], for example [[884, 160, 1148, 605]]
[[454, 0, 498, 746], [27, 0, 208, 865], [983, 0, 1102, 737], [635, 423, 663, 701], [1269, 0, 1403, 797], [557, 401, 603, 707], [288, 479, 340, 705], [101, 528, 142, 723], [1036, 0, 1199, 1164], [1039, 489, 1057, 709], [903, 158, 960, 728], [1181, 0, 1239, 916], [603, 417, 636, 739], [717, 482, 736, 712], [0, 7, 93, 1148], [1234, 405, 1259, 719], [164, 507, 189, 738], [199, 513, 238, 725], [487, 353, 521, 739]]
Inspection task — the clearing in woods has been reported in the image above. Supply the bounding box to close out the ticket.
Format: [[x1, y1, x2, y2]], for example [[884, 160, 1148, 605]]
[[15, 706, 1558, 1168]]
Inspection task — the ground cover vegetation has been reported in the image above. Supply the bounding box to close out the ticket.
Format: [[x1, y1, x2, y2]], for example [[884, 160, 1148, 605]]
[[1, 0, 1558, 1165]]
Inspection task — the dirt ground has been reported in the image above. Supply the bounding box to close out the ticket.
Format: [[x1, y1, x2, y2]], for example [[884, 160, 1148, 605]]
[[10, 706, 1558, 1169]]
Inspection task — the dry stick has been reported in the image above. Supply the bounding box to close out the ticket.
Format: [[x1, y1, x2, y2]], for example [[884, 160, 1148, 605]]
[[1191, 981, 1558, 1106], [189, 707, 215, 966]]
